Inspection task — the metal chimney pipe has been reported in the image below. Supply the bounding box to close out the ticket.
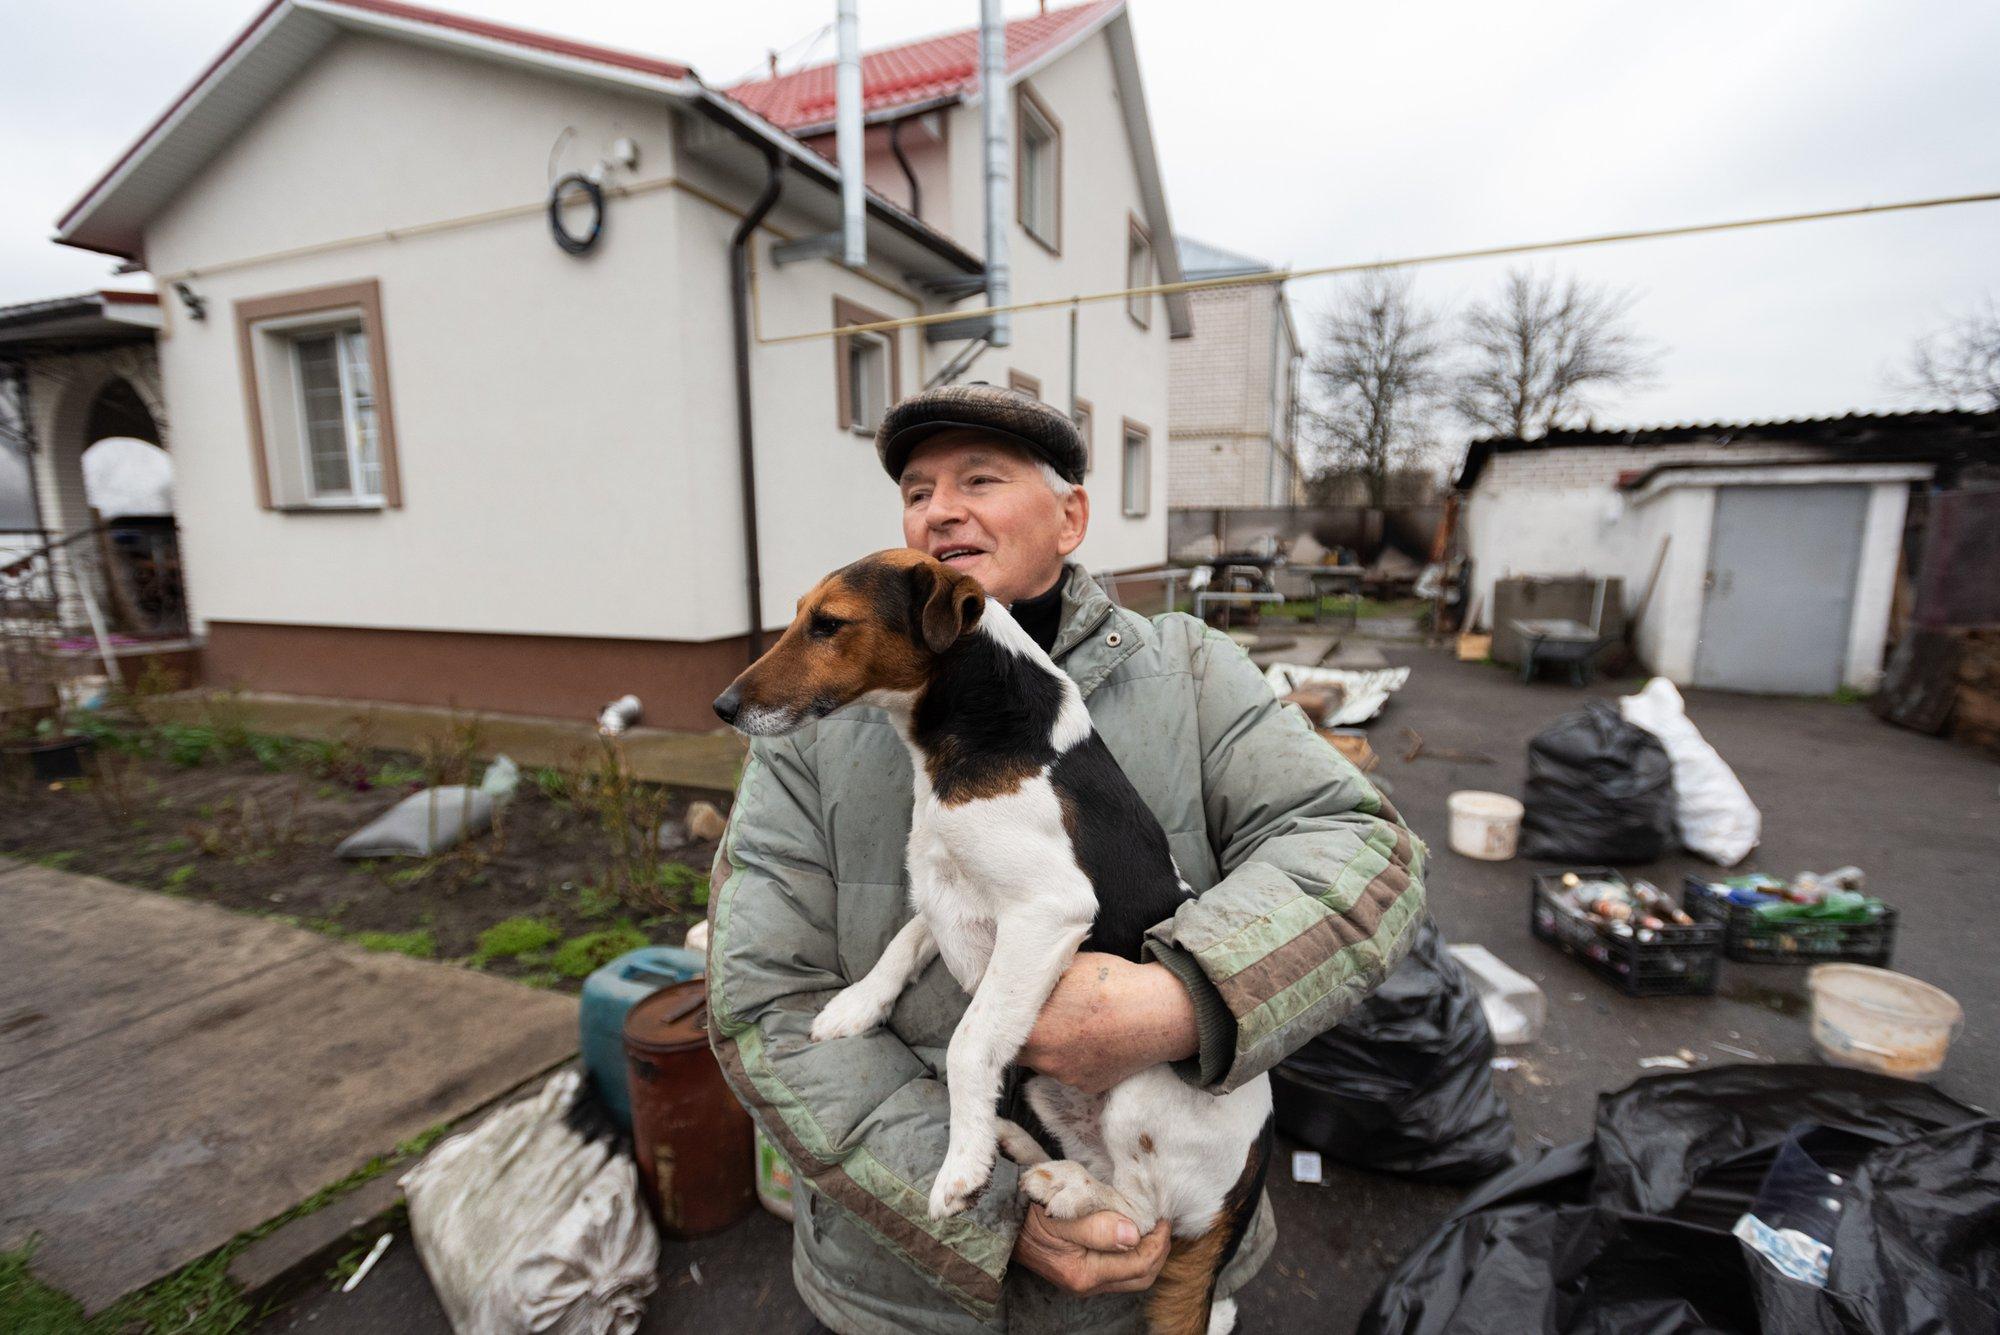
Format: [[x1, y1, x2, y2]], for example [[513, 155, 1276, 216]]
[[836, 0, 866, 268], [979, 0, 1012, 346]]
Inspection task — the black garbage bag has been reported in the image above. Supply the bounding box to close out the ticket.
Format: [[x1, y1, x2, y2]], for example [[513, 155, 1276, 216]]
[[1519, 700, 1675, 863], [1358, 1065, 1998, 1335], [1272, 918, 1518, 1183]]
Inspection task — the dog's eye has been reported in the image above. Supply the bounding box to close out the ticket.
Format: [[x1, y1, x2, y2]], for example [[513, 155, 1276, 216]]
[[808, 614, 845, 640]]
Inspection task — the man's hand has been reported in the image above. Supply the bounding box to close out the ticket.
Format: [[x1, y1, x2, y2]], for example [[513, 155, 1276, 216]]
[[1014, 1205, 1171, 1296], [1018, 953, 1198, 1094]]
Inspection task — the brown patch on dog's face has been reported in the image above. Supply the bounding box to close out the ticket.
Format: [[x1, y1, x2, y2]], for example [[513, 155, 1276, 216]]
[[712, 549, 985, 735], [1138, 1133, 1155, 1154]]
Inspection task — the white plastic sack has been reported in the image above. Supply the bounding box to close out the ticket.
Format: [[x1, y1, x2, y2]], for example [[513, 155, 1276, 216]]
[[336, 787, 494, 859], [1618, 677, 1761, 866], [402, 1070, 659, 1335], [1264, 664, 1412, 726]]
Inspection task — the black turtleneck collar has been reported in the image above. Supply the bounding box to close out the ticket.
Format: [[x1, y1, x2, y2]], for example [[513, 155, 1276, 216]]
[[1008, 574, 1065, 654]]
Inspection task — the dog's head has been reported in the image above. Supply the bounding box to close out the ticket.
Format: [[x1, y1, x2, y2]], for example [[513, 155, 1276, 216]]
[[713, 549, 986, 736]]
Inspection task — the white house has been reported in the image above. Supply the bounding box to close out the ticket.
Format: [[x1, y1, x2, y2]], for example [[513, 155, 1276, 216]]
[[1452, 414, 1987, 695], [53, 0, 1188, 729], [1166, 238, 1302, 518]]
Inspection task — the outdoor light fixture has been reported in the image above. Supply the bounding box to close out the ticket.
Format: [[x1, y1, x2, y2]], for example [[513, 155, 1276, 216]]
[[173, 282, 206, 321]]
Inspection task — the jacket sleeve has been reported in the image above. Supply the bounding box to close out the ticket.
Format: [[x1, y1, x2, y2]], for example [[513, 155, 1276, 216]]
[[706, 733, 1019, 1320], [1143, 622, 1427, 1092]]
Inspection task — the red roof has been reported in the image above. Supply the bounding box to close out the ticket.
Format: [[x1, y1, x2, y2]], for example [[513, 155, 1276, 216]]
[[725, 0, 1121, 132]]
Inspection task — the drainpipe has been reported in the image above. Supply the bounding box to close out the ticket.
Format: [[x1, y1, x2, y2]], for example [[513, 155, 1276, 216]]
[[979, 0, 1011, 347], [731, 148, 785, 662], [835, 0, 865, 268], [889, 118, 921, 220]]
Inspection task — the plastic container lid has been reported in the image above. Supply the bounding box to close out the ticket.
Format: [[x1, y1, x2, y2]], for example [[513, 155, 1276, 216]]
[[624, 979, 711, 1055]]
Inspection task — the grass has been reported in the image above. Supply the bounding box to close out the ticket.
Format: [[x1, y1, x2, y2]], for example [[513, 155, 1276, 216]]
[[349, 927, 436, 959], [0, 1123, 450, 1335], [473, 916, 561, 965], [1265, 595, 1427, 623], [550, 924, 648, 979]]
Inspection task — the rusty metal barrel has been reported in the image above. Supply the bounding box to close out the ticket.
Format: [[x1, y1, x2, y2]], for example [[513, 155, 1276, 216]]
[[623, 978, 755, 1239]]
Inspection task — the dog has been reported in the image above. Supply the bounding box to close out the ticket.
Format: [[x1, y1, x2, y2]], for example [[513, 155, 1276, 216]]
[[714, 549, 1272, 1335]]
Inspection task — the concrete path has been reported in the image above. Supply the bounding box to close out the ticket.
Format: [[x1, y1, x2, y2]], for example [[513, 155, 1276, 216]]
[[0, 858, 577, 1313]]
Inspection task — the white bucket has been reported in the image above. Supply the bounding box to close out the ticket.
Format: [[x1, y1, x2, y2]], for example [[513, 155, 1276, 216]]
[[1447, 791, 1525, 861], [1807, 964, 1962, 1080]]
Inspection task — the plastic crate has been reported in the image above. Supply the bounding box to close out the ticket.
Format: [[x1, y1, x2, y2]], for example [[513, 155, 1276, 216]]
[[1529, 869, 1722, 997], [1682, 878, 1896, 967]]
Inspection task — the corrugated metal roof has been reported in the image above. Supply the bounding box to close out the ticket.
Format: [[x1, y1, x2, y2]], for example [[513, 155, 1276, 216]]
[[1177, 236, 1271, 279], [1455, 408, 2000, 490], [725, 1, 1123, 131]]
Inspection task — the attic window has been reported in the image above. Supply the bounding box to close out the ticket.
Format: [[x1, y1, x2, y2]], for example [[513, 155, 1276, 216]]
[[1126, 215, 1153, 330], [1016, 85, 1061, 253], [235, 279, 402, 511]]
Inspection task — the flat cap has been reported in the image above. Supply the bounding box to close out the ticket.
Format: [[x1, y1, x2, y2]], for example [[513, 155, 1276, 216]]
[[875, 382, 1086, 485]]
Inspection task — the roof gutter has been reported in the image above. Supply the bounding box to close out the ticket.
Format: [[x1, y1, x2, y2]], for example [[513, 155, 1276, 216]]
[[730, 148, 784, 662]]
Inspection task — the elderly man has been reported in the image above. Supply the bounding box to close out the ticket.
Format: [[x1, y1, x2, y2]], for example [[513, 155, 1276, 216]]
[[708, 383, 1425, 1334]]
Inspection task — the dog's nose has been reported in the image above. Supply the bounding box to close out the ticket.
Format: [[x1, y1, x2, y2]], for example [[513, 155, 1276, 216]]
[[712, 684, 742, 725]]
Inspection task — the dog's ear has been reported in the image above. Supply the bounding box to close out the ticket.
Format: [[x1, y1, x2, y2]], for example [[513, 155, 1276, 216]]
[[912, 561, 985, 654]]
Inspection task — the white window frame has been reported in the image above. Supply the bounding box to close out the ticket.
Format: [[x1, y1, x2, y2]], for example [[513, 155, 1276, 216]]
[[1121, 420, 1151, 518], [1017, 86, 1061, 253], [290, 325, 383, 505], [845, 330, 890, 436], [1126, 216, 1153, 330]]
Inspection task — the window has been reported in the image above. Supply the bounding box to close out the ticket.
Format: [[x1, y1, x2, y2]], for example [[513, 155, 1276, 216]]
[[1072, 397, 1094, 474], [1008, 369, 1042, 401], [294, 328, 382, 501], [235, 279, 401, 510], [1126, 215, 1153, 330], [1016, 84, 1062, 253], [1121, 419, 1150, 517], [834, 297, 899, 434]]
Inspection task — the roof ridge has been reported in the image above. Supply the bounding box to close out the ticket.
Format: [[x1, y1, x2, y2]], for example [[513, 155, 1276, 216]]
[[726, 0, 1115, 92]]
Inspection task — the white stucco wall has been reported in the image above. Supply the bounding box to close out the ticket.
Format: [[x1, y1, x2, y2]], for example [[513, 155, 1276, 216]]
[[1462, 444, 1924, 691], [139, 24, 1171, 650], [935, 32, 1171, 576]]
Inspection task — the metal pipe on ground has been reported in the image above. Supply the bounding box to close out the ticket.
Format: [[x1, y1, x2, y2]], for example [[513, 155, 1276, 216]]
[[730, 148, 785, 663]]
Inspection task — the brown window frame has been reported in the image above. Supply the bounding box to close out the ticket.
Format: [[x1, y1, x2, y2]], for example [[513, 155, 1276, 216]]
[[234, 278, 402, 510], [1072, 396, 1094, 474], [834, 297, 901, 435], [1008, 369, 1042, 401], [1015, 82, 1063, 255], [1120, 418, 1151, 518], [1126, 214, 1153, 331]]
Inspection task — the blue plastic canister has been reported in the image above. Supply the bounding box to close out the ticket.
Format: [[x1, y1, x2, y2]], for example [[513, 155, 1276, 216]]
[[580, 945, 705, 1128]]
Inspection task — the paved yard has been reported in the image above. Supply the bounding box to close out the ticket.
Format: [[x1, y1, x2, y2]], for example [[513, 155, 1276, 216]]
[[257, 642, 1996, 1333], [0, 861, 578, 1312]]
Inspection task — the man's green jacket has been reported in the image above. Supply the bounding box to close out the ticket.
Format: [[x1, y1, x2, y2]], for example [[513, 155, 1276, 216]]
[[707, 566, 1426, 1333]]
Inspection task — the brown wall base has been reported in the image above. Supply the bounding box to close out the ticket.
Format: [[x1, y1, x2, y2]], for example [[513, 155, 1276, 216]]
[[200, 622, 760, 732]]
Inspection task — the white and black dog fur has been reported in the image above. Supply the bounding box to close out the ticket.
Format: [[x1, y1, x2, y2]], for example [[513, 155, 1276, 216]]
[[714, 550, 1272, 1335]]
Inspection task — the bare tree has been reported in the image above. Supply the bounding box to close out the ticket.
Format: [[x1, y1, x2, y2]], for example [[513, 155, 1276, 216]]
[[1306, 269, 1446, 508], [1453, 267, 1656, 439], [1901, 298, 2000, 411]]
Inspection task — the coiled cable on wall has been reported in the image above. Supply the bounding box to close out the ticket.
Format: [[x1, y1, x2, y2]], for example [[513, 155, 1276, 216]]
[[548, 173, 604, 256]]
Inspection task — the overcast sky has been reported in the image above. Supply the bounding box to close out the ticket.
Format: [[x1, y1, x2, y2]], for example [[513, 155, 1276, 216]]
[[6, 0, 1998, 441]]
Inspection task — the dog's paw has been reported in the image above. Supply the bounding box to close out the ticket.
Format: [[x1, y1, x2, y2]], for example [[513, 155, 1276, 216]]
[[810, 984, 890, 1042], [928, 1143, 995, 1220], [1018, 1160, 1112, 1221]]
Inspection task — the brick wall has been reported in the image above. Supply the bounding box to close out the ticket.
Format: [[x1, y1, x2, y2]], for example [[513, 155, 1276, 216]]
[[1169, 284, 1294, 508]]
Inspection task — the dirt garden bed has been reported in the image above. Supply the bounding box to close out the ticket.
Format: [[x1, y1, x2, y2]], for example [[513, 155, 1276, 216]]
[[0, 700, 722, 990]]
